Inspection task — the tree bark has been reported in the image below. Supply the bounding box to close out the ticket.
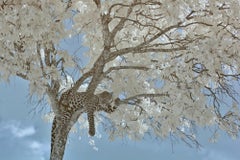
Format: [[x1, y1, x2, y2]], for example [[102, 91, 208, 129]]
[[50, 117, 71, 160]]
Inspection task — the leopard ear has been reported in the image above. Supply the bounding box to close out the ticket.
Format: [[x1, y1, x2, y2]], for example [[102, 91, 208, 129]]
[[114, 98, 121, 106]]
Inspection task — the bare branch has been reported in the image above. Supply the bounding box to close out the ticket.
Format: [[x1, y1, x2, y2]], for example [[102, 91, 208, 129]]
[[37, 42, 46, 78], [104, 65, 150, 75], [116, 93, 169, 106], [139, 22, 182, 47], [93, 0, 101, 8], [107, 45, 186, 62], [109, 5, 133, 45], [176, 128, 202, 148], [137, 46, 187, 53], [44, 42, 55, 67], [71, 70, 94, 92]]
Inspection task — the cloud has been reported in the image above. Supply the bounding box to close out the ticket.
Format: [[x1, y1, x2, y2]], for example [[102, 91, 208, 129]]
[[0, 120, 49, 160], [27, 140, 50, 160], [13, 126, 35, 138], [29, 141, 42, 150], [2, 121, 35, 138]]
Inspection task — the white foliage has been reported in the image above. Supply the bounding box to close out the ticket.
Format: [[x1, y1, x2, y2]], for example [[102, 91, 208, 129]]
[[1, 0, 240, 145], [42, 112, 55, 123], [59, 74, 74, 92]]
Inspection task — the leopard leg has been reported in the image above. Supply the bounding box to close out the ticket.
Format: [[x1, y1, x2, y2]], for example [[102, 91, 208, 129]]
[[87, 111, 95, 136]]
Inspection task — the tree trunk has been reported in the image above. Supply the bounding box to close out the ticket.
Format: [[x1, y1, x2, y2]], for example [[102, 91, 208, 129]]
[[49, 103, 86, 160], [50, 117, 71, 160]]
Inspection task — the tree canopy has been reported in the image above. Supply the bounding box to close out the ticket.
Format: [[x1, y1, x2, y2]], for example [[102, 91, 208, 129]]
[[1, 0, 240, 159]]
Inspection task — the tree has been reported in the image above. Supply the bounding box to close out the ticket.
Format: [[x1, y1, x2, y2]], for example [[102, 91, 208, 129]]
[[1, 0, 240, 159]]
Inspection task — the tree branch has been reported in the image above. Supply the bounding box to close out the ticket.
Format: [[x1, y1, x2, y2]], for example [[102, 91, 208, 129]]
[[104, 65, 150, 75], [44, 41, 55, 67], [93, 0, 101, 8], [116, 93, 169, 106], [137, 46, 187, 53], [47, 85, 59, 115], [71, 70, 94, 93], [37, 42, 46, 78], [106, 45, 186, 63], [108, 4, 134, 45], [139, 22, 183, 47]]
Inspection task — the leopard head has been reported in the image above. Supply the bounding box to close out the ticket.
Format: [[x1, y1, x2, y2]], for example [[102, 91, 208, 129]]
[[96, 91, 116, 112]]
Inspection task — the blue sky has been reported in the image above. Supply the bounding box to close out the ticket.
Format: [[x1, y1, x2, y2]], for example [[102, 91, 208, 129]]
[[0, 77, 240, 160]]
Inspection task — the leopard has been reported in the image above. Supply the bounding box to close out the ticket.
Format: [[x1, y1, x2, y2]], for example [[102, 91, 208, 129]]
[[58, 90, 115, 135], [50, 89, 116, 160]]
